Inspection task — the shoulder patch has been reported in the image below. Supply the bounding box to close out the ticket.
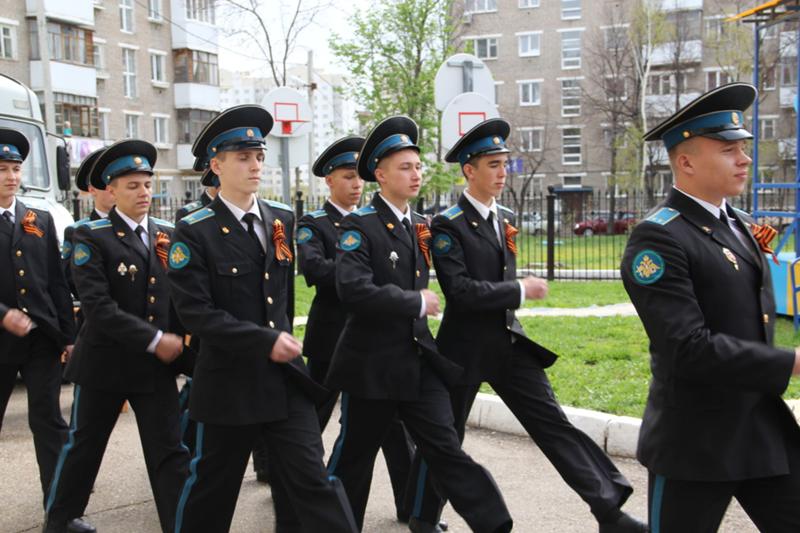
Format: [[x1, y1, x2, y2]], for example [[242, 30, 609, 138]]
[[308, 209, 327, 219], [432, 233, 452, 256], [168, 242, 191, 269], [632, 249, 665, 285], [182, 200, 203, 213], [151, 216, 175, 229], [265, 199, 293, 212], [181, 207, 215, 225], [442, 205, 463, 220], [339, 230, 362, 251], [296, 226, 314, 244], [86, 219, 112, 231], [73, 243, 91, 266], [731, 207, 750, 220], [68, 217, 91, 229], [645, 207, 680, 226], [353, 205, 376, 217], [497, 203, 514, 215], [61, 240, 73, 260]]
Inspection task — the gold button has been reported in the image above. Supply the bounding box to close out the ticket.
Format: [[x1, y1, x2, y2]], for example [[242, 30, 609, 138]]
[[232, 267, 238, 274], [413, 336, 418, 341], [269, 320, 275, 328], [19, 288, 26, 295], [763, 313, 769, 324], [15, 250, 22, 257], [506, 325, 512, 330], [503, 266, 507, 271], [267, 296, 273, 304], [22, 307, 28, 313], [415, 270, 420, 277], [149, 277, 156, 284], [18, 269, 24, 277], [149, 296, 156, 304], [264, 273, 269, 280], [148, 315, 155, 322]]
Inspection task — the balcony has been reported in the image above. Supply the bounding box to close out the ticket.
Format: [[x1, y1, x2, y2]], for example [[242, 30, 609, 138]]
[[169, 0, 219, 54], [779, 138, 796, 160], [650, 40, 702, 66], [780, 87, 796, 108], [177, 144, 195, 170], [26, 0, 94, 26], [29, 60, 97, 98], [660, 0, 702, 10], [174, 83, 220, 112], [67, 136, 107, 168], [645, 92, 701, 116]]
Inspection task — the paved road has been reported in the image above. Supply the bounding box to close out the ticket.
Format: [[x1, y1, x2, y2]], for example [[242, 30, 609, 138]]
[[1, 382, 756, 533]]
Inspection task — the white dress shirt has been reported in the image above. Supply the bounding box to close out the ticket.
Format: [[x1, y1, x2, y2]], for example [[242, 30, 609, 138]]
[[329, 200, 354, 217], [673, 187, 749, 247], [0, 197, 16, 222], [219, 193, 267, 251]]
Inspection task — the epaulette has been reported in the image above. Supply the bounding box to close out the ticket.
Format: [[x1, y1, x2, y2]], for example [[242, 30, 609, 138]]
[[181, 200, 203, 213], [412, 210, 423, 218], [353, 205, 376, 217], [181, 207, 215, 225], [645, 207, 680, 226], [265, 199, 293, 212], [497, 203, 514, 215], [151, 216, 175, 229], [732, 206, 750, 219], [308, 209, 327, 219], [441, 205, 463, 220], [86, 219, 112, 230], [68, 217, 91, 229]]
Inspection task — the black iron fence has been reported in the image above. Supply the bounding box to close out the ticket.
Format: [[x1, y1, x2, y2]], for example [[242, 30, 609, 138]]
[[63, 188, 793, 281]]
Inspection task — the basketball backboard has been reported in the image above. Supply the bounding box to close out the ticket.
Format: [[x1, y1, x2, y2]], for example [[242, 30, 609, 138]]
[[434, 53, 496, 111], [440, 92, 499, 150], [262, 87, 312, 138]]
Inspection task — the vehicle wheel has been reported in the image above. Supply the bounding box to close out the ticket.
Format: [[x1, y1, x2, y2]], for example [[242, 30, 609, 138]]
[[584, 228, 593, 237]]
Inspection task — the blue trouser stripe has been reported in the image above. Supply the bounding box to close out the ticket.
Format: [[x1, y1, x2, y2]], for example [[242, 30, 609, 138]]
[[45, 385, 81, 513], [651, 474, 665, 533], [174, 421, 204, 533], [411, 459, 429, 518], [327, 392, 349, 474]]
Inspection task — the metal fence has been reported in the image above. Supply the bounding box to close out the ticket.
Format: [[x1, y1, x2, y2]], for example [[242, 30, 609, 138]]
[[63, 188, 795, 281]]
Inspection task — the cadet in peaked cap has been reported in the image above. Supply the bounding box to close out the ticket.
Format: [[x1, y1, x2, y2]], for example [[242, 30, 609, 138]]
[[88, 139, 156, 191], [356, 115, 419, 182], [444, 117, 510, 165], [0, 128, 29, 162], [623, 82, 800, 532]]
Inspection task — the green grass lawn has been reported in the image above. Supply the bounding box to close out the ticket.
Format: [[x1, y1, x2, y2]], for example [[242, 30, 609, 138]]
[[516, 233, 630, 271]]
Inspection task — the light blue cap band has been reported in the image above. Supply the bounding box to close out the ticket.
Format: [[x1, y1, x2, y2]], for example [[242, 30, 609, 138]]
[[100, 154, 153, 184], [207, 127, 265, 159], [324, 152, 358, 175], [662, 110, 749, 150], [458, 135, 509, 166], [0, 144, 22, 162], [366, 133, 417, 173]]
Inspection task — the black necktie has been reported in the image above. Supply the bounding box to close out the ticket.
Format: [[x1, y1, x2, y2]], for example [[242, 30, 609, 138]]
[[719, 209, 731, 228], [1, 211, 12, 228], [242, 213, 264, 253], [134, 225, 149, 256], [401, 217, 412, 235]]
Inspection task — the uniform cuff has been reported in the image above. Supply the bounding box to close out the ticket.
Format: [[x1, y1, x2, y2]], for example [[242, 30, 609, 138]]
[[517, 280, 526, 308], [147, 330, 163, 354]]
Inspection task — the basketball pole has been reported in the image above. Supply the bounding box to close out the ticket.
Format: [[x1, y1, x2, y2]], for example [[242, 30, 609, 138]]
[[281, 135, 291, 205]]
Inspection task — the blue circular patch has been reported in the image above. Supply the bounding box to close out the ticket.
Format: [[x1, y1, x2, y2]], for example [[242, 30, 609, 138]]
[[168, 242, 191, 269], [632, 249, 665, 285], [61, 240, 73, 260], [73, 243, 91, 266], [339, 230, 362, 251], [432, 234, 452, 256], [297, 226, 313, 244]]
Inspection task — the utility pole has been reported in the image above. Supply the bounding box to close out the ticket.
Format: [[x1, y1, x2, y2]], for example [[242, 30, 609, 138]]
[[36, 0, 55, 132], [307, 49, 316, 198]]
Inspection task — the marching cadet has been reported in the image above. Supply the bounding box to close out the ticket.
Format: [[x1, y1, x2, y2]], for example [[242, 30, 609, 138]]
[[0, 129, 89, 532], [325, 115, 512, 533], [43, 139, 190, 533], [167, 105, 358, 533], [175, 165, 218, 223], [622, 82, 800, 532], [299, 136, 416, 523], [410, 118, 647, 533]]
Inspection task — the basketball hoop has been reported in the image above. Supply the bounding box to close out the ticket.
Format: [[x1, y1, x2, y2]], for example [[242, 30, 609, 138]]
[[273, 102, 310, 135]]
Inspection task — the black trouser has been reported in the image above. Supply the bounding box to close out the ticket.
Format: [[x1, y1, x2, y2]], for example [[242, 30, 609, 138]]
[[407, 349, 632, 525], [309, 357, 415, 519], [647, 437, 800, 533], [326, 363, 512, 533], [0, 330, 67, 506], [44, 375, 189, 532], [174, 380, 358, 533]]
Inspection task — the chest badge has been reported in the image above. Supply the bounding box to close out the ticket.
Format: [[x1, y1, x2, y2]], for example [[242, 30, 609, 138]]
[[389, 251, 399, 269], [722, 247, 739, 271], [128, 264, 138, 281], [117, 262, 128, 276]]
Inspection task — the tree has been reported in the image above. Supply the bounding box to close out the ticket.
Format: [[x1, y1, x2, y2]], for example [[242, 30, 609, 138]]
[[330, 0, 462, 198], [503, 110, 556, 217]]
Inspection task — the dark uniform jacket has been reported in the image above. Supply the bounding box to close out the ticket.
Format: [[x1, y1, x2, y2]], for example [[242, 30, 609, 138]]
[[431, 195, 557, 385], [621, 188, 799, 482], [0, 201, 75, 363], [175, 191, 213, 223], [326, 193, 462, 400], [64, 208, 181, 394], [168, 197, 323, 426], [62, 209, 103, 299], [297, 201, 346, 363]]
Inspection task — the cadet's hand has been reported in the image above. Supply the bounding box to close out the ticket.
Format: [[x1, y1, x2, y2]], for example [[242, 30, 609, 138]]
[[521, 276, 548, 300], [61, 344, 74, 364], [793, 348, 800, 375], [421, 289, 441, 316], [270, 332, 303, 363], [155, 333, 184, 364], [1, 309, 32, 337]]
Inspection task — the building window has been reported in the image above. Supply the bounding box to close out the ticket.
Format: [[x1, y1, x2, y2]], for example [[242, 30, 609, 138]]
[[604, 26, 627, 51], [666, 9, 702, 41], [185, 0, 216, 24], [706, 70, 731, 91], [98, 109, 110, 139], [122, 48, 137, 98], [561, 0, 581, 20], [150, 52, 167, 83], [603, 127, 627, 148], [561, 79, 581, 117], [562, 127, 582, 165], [517, 32, 541, 57], [119, 0, 134, 32], [465, 0, 497, 14], [704, 16, 726, 40], [762, 65, 776, 91], [93, 40, 106, 72], [53, 93, 98, 137], [518, 127, 542, 152], [0, 24, 16, 60], [781, 57, 796, 87], [148, 0, 163, 20], [562, 174, 582, 187], [760, 118, 776, 140], [519, 0, 539, 8], [518, 80, 541, 106], [173, 49, 219, 85], [124, 114, 139, 138], [604, 76, 628, 101], [561, 30, 582, 69], [184, 178, 201, 199], [471, 37, 498, 60], [648, 73, 685, 95], [177, 109, 217, 143], [28, 21, 94, 65], [153, 116, 169, 144]]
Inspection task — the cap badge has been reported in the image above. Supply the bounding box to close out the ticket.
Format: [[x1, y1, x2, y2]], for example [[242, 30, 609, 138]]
[[682, 131, 691, 138], [493, 137, 500, 145], [731, 112, 739, 125], [2, 146, 8, 153], [400, 135, 409, 143], [246, 129, 254, 137], [133, 157, 142, 165]]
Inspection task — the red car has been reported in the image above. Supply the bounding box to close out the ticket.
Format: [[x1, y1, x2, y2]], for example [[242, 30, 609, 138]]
[[573, 212, 637, 236]]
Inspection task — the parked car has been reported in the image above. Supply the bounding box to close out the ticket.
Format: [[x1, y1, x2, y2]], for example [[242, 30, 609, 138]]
[[573, 211, 637, 236], [521, 212, 560, 235]]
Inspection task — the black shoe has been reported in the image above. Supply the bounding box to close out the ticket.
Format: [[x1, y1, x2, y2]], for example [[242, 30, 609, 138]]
[[438, 520, 448, 531], [599, 512, 649, 533], [67, 517, 96, 533], [42, 520, 67, 533], [397, 511, 410, 523], [408, 516, 443, 533], [255, 469, 270, 484]]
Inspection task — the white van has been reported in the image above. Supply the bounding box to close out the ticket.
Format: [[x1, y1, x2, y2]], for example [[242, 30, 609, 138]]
[[0, 74, 73, 240]]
